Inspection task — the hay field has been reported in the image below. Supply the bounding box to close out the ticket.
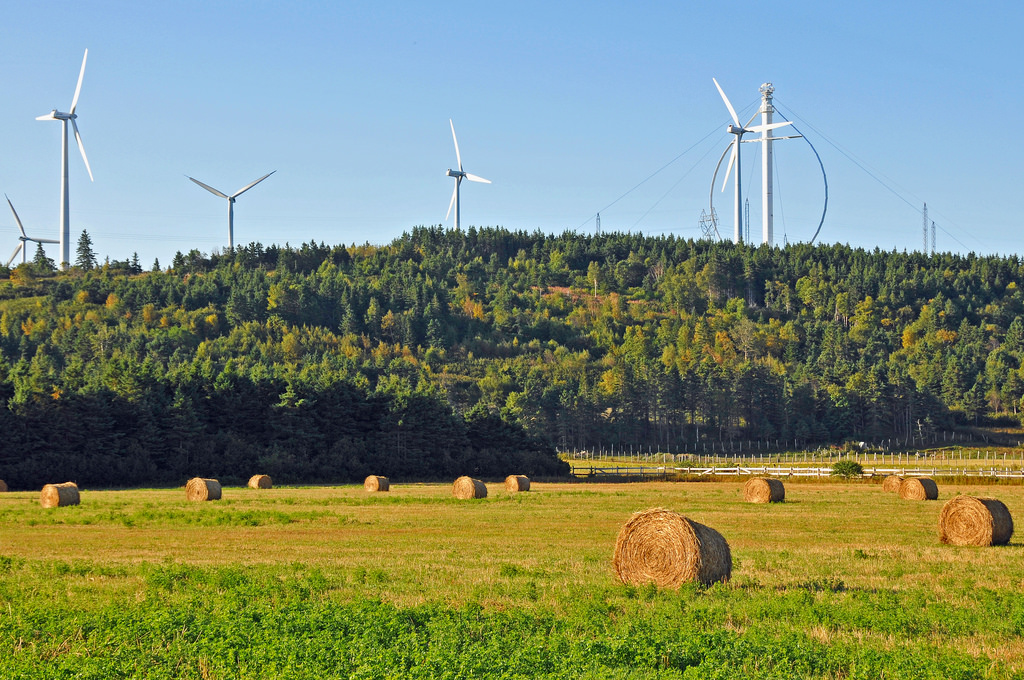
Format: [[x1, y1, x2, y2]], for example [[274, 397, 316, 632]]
[[2, 480, 1024, 678]]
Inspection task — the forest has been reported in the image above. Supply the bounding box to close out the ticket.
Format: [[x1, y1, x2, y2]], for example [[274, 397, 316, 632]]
[[1, 226, 1022, 488]]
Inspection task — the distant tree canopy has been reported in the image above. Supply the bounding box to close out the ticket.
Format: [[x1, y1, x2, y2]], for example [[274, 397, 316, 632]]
[[1, 227, 1022, 488]]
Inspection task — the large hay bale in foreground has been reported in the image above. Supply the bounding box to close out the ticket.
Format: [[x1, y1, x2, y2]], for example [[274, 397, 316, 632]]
[[40, 482, 79, 508], [939, 495, 1014, 546], [612, 508, 731, 587], [504, 475, 530, 493], [898, 477, 938, 501], [0, 479, 7, 492], [453, 476, 487, 499], [186, 477, 222, 502], [743, 477, 784, 503], [247, 474, 272, 489], [364, 475, 390, 492], [882, 475, 904, 492]]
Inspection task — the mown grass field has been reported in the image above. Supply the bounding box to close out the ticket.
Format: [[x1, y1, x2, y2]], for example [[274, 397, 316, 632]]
[[2, 479, 1024, 678]]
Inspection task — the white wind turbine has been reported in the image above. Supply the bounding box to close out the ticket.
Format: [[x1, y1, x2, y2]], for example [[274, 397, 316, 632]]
[[187, 171, 276, 249], [37, 49, 94, 268], [445, 119, 491, 230], [713, 78, 793, 243], [5, 196, 59, 267]]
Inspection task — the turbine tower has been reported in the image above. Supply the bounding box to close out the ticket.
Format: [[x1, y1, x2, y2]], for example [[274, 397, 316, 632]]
[[5, 196, 59, 267], [187, 172, 275, 249], [445, 119, 491, 230], [713, 78, 793, 244], [36, 49, 93, 269]]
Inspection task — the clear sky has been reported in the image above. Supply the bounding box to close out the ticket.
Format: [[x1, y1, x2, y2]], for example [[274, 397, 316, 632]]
[[0, 1, 1020, 267]]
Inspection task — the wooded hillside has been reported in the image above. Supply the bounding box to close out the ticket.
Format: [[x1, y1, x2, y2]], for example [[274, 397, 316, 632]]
[[1, 227, 1022, 487]]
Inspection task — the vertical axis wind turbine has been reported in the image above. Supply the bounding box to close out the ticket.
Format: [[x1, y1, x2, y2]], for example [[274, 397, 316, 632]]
[[37, 49, 93, 268], [5, 196, 59, 267], [712, 78, 793, 243], [187, 172, 276, 249], [445, 119, 491, 230]]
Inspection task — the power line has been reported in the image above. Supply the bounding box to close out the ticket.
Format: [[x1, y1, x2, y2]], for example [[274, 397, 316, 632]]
[[775, 99, 976, 252]]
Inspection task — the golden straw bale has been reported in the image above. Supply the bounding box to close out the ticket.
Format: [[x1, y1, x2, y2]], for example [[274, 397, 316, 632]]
[[185, 477, 222, 502], [364, 475, 390, 492], [939, 495, 1014, 546], [40, 482, 79, 508], [247, 474, 272, 489], [743, 477, 784, 503], [882, 475, 904, 493], [0, 479, 7, 492], [898, 477, 938, 501], [452, 476, 487, 499], [612, 508, 731, 587], [504, 475, 530, 493]]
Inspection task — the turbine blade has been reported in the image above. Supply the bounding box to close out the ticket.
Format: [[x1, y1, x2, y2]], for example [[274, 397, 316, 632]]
[[747, 121, 794, 134], [721, 141, 737, 192], [445, 182, 457, 221], [70, 49, 88, 114], [188, 176, 230, 199], [712, 78, 740, 127], [33, 239, 60, 244], [72, 119, 94, 182], [6, 195, 27, 237], [465, 173, 491, 184], [7, 243, 23, 268], [231, 171, 276, 198], [450, 119, 462, 172], [36, 112, 56, 121]]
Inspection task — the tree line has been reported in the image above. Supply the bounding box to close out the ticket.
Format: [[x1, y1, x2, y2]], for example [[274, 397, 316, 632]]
[[1, 226, 1022, 487]]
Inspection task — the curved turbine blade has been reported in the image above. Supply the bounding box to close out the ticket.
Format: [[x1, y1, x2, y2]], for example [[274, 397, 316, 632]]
[[450, 119, 462, 172], [31, 238, 60, 244], [232, 171, 276, 198], [445, 181, 458, 221], [70, 49, 88, 114], [188, 176, 230, 199], [712, 78, 740, 127], [721, 141, 737, 192], [72, 119, 94, 181], [6, 195, 27, 237], [36, 112, 57, 121], [7, 243, 23, 268], [465, 173, 491, 184]]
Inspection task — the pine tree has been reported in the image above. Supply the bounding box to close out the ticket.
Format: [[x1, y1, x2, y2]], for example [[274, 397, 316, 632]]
[[76, 230, 97, 270], [32, 243, 56, 273]]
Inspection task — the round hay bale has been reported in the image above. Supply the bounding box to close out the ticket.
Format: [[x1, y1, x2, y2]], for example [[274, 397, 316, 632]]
[[452, 476, 487, 499], [186, 477, 222, 502], [938, 495, 1014, 546], [247, 474, 272, 489], [0, 479, 7, 492], [612, 508, 731, 587], [743, 477, 784, 503], [882, 475, 904, 493], [898, 477, 938, 501], [40, 482, 79, 508], [364, 475, 390, 492], [504, 475, 530, 493]]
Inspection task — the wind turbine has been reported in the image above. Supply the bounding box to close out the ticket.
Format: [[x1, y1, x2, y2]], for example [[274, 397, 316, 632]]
[[187, 171, 275, 249], [445, 119, 490, 230], [37, 49, 93, 269], [712, 78, 793, 243], [5, 196, 59, 267]]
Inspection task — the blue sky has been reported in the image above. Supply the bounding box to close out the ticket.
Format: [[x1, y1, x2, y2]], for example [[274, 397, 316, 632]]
[[0, 1, 1020, 266]]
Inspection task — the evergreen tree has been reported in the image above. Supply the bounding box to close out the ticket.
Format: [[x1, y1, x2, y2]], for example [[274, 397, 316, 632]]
[[76, 230, 97, 270], [32, 243, 56, 273]]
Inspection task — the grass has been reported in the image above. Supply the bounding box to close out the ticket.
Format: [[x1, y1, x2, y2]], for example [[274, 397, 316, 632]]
[[2, 481, 1024, 678]]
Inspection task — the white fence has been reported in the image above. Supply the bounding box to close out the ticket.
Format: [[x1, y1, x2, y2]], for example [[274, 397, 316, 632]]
[[570, 465, 1024, 480]]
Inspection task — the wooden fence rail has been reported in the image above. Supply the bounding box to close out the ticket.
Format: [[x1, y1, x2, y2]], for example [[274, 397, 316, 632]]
[[570, 466, 1024, 480]]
